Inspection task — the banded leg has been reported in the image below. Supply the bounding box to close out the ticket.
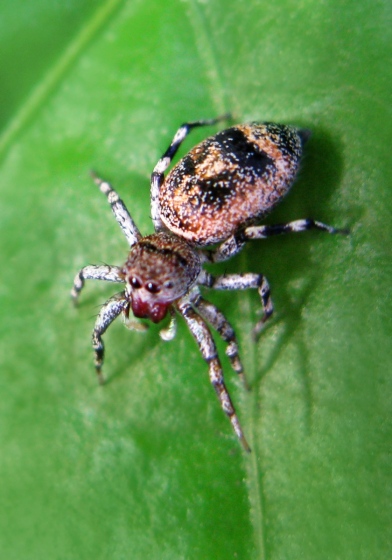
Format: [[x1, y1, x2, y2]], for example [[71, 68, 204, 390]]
[[91, 172, 142, 247], [92, 292, 129, 384], [71, 264, 124, 304], [200, 271, 273, 337], [194, 295, 248, 389], [150, 114, 230, 231], [177, 298, 250, 452], [203, 218, 348, 263]]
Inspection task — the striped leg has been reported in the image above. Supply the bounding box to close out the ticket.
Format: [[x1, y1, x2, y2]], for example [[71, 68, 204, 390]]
[[205, 218, 348, 263], [194, 295, 248, 389], [71, 264, 124, 304], [150, 114, 230, 231], [200, 271, 273, 337], [91, 172, 142, 247], [92, 292, 129, 384], [177, 298, 250, 452]]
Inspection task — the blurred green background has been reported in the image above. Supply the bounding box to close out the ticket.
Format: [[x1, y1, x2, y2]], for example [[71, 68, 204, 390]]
[[0, 0, 391, 558]]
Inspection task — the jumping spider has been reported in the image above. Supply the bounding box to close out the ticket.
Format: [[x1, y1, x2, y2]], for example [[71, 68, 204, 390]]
[[72, 115, 345, 452]]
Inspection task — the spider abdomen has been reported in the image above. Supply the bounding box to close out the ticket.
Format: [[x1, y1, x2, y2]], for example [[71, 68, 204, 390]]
[[159, 123, 308, 246]]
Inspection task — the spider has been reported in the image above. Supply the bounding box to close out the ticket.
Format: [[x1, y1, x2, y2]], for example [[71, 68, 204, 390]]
[[71, 115, 345, 452]]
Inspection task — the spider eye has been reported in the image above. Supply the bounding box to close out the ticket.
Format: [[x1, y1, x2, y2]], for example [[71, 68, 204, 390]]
[[146, 282, 160, 294], [164, 281, 174, 289], [130, 277, 141, 289]]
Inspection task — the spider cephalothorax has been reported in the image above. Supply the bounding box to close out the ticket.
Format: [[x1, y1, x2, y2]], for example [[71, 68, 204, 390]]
[[72, 115, 345, 452], [122, 232, 201, 323]]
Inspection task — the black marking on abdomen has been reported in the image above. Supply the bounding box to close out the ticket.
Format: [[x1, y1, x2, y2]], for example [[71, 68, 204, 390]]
[[214, 128, 274, 175]]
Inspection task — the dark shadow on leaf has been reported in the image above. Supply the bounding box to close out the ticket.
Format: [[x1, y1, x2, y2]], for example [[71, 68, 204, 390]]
[[245, 125, 347, 432]]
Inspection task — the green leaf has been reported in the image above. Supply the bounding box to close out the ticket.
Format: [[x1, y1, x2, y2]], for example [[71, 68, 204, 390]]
[[0, 0, 390, 558]]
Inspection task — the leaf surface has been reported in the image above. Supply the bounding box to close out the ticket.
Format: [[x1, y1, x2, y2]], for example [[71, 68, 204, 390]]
[[0, 1, 391, 558]]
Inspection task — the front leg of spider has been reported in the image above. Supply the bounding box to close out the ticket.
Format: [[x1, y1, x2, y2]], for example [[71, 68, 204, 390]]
[[92, 293, 129, 384], [71, 265, 124, 304], [177, 296, 251, 452]]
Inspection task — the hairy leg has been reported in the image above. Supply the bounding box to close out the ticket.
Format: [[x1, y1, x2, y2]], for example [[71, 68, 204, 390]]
[[71, 264, 124, 303], [91, 292, 129, 384], [177, 297, 250, 452], [203, 218, 347, 263]]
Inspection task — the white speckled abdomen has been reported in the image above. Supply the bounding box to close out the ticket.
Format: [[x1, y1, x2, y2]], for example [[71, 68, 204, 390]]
[[159, 123, 308, 246]]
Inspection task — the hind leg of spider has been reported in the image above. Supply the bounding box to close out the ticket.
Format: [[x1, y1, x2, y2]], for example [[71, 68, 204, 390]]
[[177, 298, 250, 452], [150, 114, 231, 231], [92, 292, 129, 384], [71, 264, 125, 304], [194, 295, 249, 390], [204, 218, 348, 263], [199, 271, 274, 338]]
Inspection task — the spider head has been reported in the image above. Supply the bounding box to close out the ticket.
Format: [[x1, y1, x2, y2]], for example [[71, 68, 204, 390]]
[[122, 233, 201, 323]]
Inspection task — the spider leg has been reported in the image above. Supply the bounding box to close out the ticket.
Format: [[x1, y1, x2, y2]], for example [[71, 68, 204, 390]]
[[177, 297, 251, 452], [71, 264, 124, 304], [203, 218, 347, 263], [193, 294, 248, 389], [90, 172, 142, 247], [150, 114, 231, 231], [199, 271, 273, 338], [92, 292, 129, 384]]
